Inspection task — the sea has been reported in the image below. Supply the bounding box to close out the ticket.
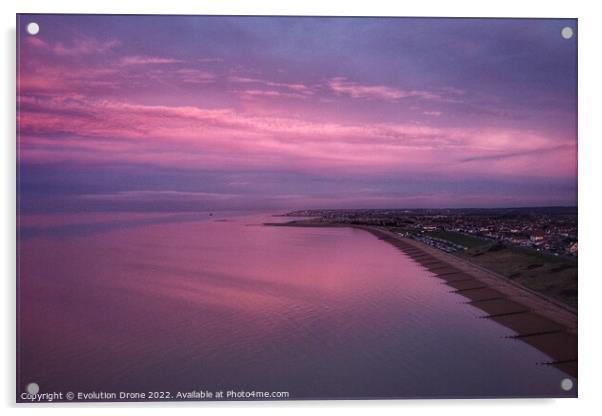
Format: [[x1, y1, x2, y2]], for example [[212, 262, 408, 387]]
[[17, 212, 575, 400]]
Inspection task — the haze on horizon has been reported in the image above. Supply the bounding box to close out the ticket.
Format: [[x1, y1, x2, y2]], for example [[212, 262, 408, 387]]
[[17, 15, 577, 214]]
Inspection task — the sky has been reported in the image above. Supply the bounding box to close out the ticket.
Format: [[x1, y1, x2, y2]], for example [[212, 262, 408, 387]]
[[17, 15, 577, 213]]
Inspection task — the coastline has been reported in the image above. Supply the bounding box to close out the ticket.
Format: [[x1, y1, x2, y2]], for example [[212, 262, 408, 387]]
[[267, 220, 577, 378]]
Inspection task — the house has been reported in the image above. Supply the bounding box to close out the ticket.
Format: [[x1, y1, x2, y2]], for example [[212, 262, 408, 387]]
[[530, 231, 545, 243]]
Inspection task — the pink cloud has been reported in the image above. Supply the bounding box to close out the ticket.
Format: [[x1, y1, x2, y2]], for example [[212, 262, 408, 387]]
[[229, 76, 308, 89], [16, 35, 574, 183], [228, 76, 313, 97], [26, 36, 120, 55], [17, 60, 214, 97], [17, 94, 575, 180], [328, 77, 444, 102], [120, 55, 183, 65], [172, 68, 216, 84], [237, 89, 310, 100]]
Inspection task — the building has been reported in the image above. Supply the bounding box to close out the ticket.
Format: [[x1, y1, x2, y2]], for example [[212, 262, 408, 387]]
[[530, 231, 545, 243]]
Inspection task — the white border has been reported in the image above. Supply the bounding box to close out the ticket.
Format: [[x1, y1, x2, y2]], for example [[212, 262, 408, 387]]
[[3, 1, 601, 415]]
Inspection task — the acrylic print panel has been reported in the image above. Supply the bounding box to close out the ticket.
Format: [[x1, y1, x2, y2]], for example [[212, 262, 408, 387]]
[[16, 14, 577, 402]]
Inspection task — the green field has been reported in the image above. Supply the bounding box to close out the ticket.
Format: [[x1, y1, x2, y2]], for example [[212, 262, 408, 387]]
[[421, 230, 577, 306], [458, 243, 577, 306], [425, 231, 488, 249]]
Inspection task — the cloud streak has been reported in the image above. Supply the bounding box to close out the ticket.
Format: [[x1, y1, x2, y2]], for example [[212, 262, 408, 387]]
[[16, 15, 577, 209], [328, 77, 449, 102], [26, 36, 120, 55], [17, 94, 575, 180], [120, 55, 183, 65]]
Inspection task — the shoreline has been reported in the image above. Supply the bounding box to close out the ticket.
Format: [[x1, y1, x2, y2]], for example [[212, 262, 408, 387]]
[[267, 220, 577, 378]]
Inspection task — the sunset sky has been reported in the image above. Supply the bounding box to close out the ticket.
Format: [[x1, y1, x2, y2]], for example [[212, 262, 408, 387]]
[[17, 15, 577, 213]]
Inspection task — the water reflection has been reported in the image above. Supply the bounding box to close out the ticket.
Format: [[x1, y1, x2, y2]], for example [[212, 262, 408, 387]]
[[17, 213, 575, 399]]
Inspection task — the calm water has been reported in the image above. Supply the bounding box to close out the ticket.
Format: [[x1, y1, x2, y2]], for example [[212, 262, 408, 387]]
[[17, 213, 575, 399]]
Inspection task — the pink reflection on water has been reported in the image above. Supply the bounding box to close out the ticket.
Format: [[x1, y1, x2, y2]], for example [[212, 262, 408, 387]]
[[17, 214, 572, 398]]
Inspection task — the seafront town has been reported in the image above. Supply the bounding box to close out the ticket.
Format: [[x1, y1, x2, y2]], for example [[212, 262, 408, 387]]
[[286, 208, 577, 258]]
